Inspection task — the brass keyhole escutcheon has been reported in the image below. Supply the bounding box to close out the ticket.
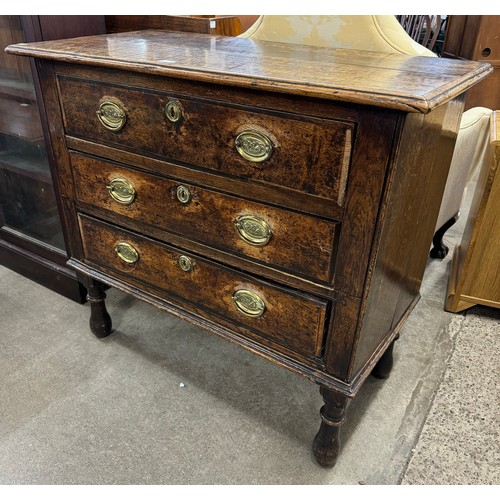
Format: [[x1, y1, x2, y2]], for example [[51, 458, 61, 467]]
[[235, 130, 273, 163], [176, 185, 191, 204], [178, 255, 193, 272], [106, 178, 136, 205], [164, 99, 183, 123], [235, 215, 272, 247], [96, 100, 127, 132], [232, 289, 266, 318], [115, 242, 139, 265]]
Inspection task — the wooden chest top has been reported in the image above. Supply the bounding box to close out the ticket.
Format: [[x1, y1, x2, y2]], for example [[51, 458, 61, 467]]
[[6, 29, 492, 112]]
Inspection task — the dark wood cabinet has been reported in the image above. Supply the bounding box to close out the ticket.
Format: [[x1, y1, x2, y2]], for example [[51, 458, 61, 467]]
[[442, 15, 500, 110], [105, 15, 246, 36], [7, 30, 490, 467], [0, 16, 105, 301]]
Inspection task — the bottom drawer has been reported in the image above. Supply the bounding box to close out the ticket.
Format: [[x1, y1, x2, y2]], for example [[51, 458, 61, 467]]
[[78, 215, 329, 358]]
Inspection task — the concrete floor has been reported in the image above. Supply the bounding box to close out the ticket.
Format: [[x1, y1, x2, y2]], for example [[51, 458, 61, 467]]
[[0, 201, 498, 484]]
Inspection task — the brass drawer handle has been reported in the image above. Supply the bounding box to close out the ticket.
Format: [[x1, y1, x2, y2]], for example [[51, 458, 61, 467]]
[[96, 100, 127, 132], [178, 255, 194, 272], [115, 242, 139, 265], [235, 215, 272, 247], [235, 131, 273, 163], [106, 178, 136, 205], [164, 99, 183, 123], [176, 185, 191, 204], [232, 289, 266, 318]]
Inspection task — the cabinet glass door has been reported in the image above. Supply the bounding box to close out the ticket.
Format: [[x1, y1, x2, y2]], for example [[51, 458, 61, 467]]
[[0, 15, 65, 251]]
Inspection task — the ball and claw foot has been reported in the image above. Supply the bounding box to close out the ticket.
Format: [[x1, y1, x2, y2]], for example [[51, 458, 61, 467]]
[[87, 284, 112, 338], [312, 387, 350, 467]]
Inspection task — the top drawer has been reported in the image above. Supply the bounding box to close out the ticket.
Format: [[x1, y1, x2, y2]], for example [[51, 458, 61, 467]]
[[57, 76, 354, 205]]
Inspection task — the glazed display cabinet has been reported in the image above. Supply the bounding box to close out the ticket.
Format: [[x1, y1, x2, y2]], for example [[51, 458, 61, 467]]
[[0, 15, 105, 301]]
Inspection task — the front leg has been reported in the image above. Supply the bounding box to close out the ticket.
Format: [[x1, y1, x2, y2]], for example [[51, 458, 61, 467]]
[[312, 386, 350, 467], [86, 280, 112, 338]]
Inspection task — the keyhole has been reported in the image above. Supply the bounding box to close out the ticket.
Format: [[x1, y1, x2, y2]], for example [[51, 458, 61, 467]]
[[482, 48, 491, 57], [165, 100, 182, 123]]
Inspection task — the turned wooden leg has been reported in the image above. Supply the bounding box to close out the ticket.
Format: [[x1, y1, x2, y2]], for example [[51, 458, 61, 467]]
[[371, 334, 399, 379], [429, 213, 459, 259], [312, 386, 350, 468], [86, 281, 112, 338]]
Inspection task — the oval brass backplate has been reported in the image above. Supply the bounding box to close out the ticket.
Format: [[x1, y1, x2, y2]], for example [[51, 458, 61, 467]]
[[178, 255, 193, 272], [235, 130, 273, 163], [164, 99, 183, 123], [232, 289, 266, 318], [106, 178, 136, 205], [235, 215, 272, 247], [96, 100, 127, 132], [115, 242, 139, 265]]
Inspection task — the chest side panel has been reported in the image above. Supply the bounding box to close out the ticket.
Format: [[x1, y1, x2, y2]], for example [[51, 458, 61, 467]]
[[347, 96, 466, 383]]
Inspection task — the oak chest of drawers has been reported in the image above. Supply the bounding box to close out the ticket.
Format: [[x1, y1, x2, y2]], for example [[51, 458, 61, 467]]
[[6, 30, 491, 467]]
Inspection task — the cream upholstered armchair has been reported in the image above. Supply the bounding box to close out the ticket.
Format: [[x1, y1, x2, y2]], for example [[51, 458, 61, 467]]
[[430, 106, 492, 258], [240, 15, 493, 259]]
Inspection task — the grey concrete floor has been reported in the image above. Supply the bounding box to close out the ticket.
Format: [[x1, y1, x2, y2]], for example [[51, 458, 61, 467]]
[[402, 305, 499, 484], [0, 195, 498, 484]]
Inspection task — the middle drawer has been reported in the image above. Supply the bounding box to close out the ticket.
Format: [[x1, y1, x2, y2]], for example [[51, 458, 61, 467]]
[[70, 153, 338, 284]]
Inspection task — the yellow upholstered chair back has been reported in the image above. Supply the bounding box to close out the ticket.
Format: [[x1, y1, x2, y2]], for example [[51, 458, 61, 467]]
[[239, 15, 436, 56]]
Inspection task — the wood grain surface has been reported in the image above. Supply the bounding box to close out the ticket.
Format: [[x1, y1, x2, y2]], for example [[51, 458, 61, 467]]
[[58, 74, 353, 202], [445, 110, 500, 312], [71, 152, 338, 284], [79, 214, 329, 357], [5, 30, 492, 112], [8, 29, 492, 466], [105, 15, 244, 36]]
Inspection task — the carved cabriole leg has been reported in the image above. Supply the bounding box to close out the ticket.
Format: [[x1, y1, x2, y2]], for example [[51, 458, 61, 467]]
[[371, 333, 400, 379], [312, 386, 350, 468], [86, 281, 112, 338], [429, 213, 459, 259]]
